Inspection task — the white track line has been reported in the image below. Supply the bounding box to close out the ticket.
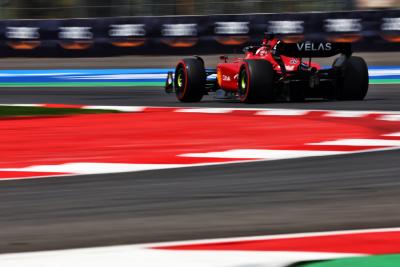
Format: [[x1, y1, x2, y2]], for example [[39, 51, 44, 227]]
[[255, 109, 310, 116], [3, 147, 400, 182], [323, 111, 371, 118], [309, 139, 400, 147], [143, 227, 400, 248], [0, 249, 359, 267], [379, 114, 400, 121], [180, 149, 347, 159], [0, 147, 400, 182], [384, 132, 400, 137], [2, 228, 399, 267], [4, 104, 400, 118], [174, 108, 233, 114], [1, 163, 186, 175], [82, 106, 146, 112]]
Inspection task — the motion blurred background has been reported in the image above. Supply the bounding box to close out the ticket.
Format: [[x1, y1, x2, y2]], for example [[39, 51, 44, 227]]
[[0, 0, 399, 19], [1, 0, 400, 265]]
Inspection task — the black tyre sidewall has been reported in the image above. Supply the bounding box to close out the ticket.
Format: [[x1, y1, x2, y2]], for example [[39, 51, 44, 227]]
[[337, 56, 369, 100], [175, 58, 206, 102], [239, 60, 274, 103]]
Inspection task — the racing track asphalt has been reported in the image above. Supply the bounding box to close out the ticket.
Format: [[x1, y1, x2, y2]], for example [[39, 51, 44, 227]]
[[0, 84, 398, 110], [0, 54, 400, 253]]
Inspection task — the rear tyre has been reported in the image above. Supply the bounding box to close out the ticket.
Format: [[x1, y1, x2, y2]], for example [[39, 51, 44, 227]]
[[336, 56, 369, 100], [238, 60, 275, 103], [175, 58, 206, 102]]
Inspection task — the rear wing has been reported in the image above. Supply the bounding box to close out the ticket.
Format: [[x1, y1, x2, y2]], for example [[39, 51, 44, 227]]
[[275, 41, 352, 58]]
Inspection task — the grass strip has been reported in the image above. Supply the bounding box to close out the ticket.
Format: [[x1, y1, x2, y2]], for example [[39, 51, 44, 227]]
[[0, 106, 120, 117], [370, 79, 400, 84], [296, 254, 400, 267]]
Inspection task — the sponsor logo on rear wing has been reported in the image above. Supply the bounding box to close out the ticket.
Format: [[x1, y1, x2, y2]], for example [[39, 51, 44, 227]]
[[275, 41, 352, 58]]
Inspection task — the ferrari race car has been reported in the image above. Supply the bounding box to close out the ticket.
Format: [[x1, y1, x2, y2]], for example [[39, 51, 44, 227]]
[[165, 34, 369, 103]]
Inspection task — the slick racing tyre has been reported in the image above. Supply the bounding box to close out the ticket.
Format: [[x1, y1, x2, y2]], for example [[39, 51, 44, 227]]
[[175, 58, 206, 102], [336, 56, 369, 100], [238, 60, 274, 103]]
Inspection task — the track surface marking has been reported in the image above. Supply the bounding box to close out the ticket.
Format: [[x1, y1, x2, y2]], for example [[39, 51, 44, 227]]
[[1, 228, 400, 267], [0, 107, 399, 180]]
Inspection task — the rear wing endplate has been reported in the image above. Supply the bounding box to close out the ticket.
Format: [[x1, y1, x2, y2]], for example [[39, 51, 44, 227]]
[[275, 41, 352, 58]]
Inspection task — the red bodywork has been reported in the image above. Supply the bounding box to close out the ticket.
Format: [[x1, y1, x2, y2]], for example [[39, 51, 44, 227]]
[[216, 38, 321, 91]]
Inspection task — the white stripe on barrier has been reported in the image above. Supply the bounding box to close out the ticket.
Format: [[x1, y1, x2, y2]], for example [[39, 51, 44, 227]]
[[368, 69, 400, 77], [0, 73, 82, 77], [0, 69, 398, 78], [65, 74, 168, 80], [0, 104, 42, 107]]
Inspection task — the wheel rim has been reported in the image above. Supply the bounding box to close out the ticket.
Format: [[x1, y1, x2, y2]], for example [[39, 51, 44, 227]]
[[175, 66, 186, 98], [177, 72, 183, 88], [240, 74, 246, 90], [238, 69, 247, 97]]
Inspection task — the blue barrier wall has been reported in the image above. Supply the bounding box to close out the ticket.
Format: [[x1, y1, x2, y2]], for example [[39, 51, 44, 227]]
[[0, 10, 399, 57]]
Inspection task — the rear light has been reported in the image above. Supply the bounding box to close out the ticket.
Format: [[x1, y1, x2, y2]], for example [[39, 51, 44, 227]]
[[217, 68, 222, 87]]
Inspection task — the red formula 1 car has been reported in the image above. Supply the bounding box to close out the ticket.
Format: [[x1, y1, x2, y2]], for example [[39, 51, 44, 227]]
[[165, 34, 369, 103]]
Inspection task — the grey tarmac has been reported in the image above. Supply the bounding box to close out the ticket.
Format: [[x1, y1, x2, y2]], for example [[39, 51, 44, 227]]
[[0, 54, 399, 254]]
